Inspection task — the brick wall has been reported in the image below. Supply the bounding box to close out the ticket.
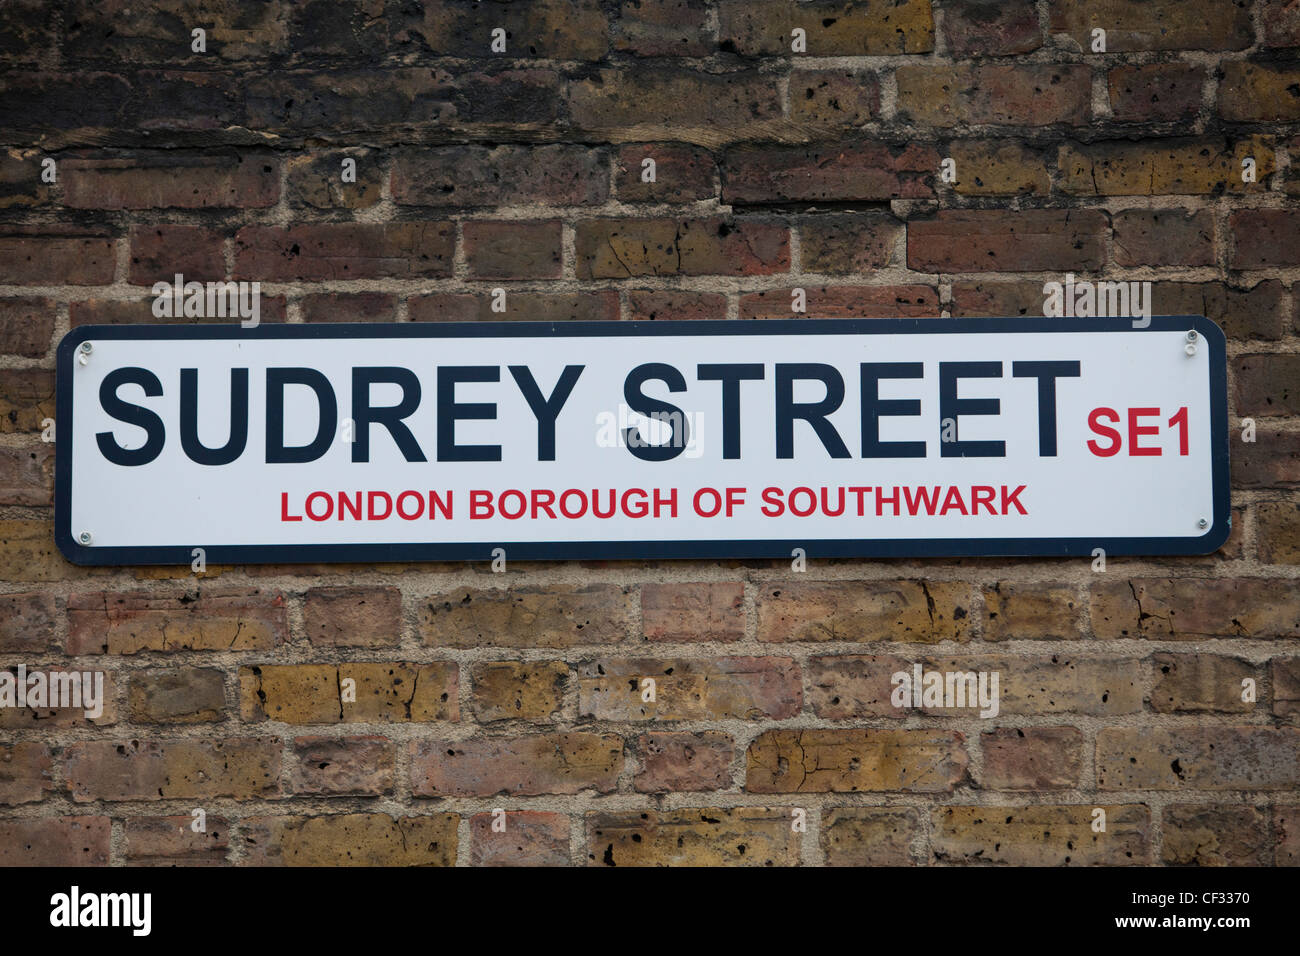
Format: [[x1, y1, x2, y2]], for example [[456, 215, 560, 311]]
[[1, 0, 1298, 866]]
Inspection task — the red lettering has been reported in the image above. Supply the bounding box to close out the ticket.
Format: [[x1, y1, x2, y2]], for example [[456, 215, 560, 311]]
[[367, 491, 392, 520], [971, 485, 997, 515], [903, 486, 941, 516], [499, 489, 526, 519], [470, 489, 494, 519], [430, 490, 453, 520], [1087, 407, 1121, 456], [280, 492, 302, 522], [694, 487, 722, 517], [1128, 407, 1161, 456], [726, 487, 746, 516], [939, 486, 968, 515], [305, 491, 332, 521], [531, 489, 556, 519], [653, 488, 677, 518], [1001, 484, 1027, 515], [788, 487, 816, 517], [1168, 406, 1189, 456], [396, 490, 424, 520]]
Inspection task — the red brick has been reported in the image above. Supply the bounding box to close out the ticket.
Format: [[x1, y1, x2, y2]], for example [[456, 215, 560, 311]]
[[420, 584, 633, 647], [300, 292, 398, 324], [0, 297, 54, 356], [1155, 280, 1288, 342], [788, 69, 880, 127], [409, 290, 620, 323], [233, 223, 453, 281], [0, 742, 52, 804], [822, 807, 919, 865], [290, 736, 394, 796], [1050, 0, 1252, 52], [123, 815, 231, 866], [577, 657, 801, 720], [1091, 578, 1300, 639], [566, 68, 783, 134], [723, 143, 936, 204], [71, 296, 286, 325], [1233, 428, 1300, 488], [641, 582, 744, 642], [1231, 210, 1300, 269], [575, 217, 789, 278], [1258, 500, 1300, 565], [1113, 208, 1214, 267], [470, 661, 567, 722], [286, 149, 383, 209], [1108, 64, 1205, 123], [392, 145, 608, 207], [717, 0, 934, 54], [1219, 62, 1300, 121], [1277, 658, 1300, 723], [1098, 727, 1300, 790], [0, 445, 52, 506], [908, 210, 1108, 272], [67, 588, 287, 654], [980, 727, 1082, 789], [1261, 0, 1300, 47], [1059, 137, 1272, 196], [614, 0, 713, 56], [61, 153, 279, 208], [396, 0, 609, 59], [983, 581, 1082, 640], [463, 220, 562, 280], [240, 662, 458, 724], [1161, 805, 1271, 866], [896, 64, 1090, 126], [241, 813, 457, 866], [616, 144, 716, 203], [0, 147, 50, 207], [129, 668, 226, 723], [756, 580, 972, 643], [799, 214, 902, 273], [0, 369, 54, 434], [470, 810, 570, 866], [747, 729, 969, 792], [0, 591, 56, 652], [0, 519, 74, 581], [1235, 354, 1300, 417], [245, 67, 560, 133], [63, 738, 282, 801], [0, 817, 110, 866], [941, 0, 1041, 56], [740, 285, 939, 319], [128, 224, 226, 284], [635, 731, 734, 792], [410, 733, 623, 796], [0, 666, 118, 729], [586, 807, 801, 865], [1278, 806, 1300, 864], [932, 805, 1151, 865], [950, 280, 1049, 318], [1151, 654, 1256, 713], [0, 226, 115, 284], [303, 586, 401, 648], [63, 1, 289, 63], [626, 290, 727, 322]]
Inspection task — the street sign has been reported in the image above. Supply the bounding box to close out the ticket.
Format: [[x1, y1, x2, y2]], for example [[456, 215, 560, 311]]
[[56, 316, 1229, 564]]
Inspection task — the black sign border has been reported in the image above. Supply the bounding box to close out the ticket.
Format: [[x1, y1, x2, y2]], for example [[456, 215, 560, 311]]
[[55, 315, 1231, 565]]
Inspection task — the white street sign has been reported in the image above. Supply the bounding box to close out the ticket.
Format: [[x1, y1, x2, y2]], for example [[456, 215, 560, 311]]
[[56, 317, 1229, 564]]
